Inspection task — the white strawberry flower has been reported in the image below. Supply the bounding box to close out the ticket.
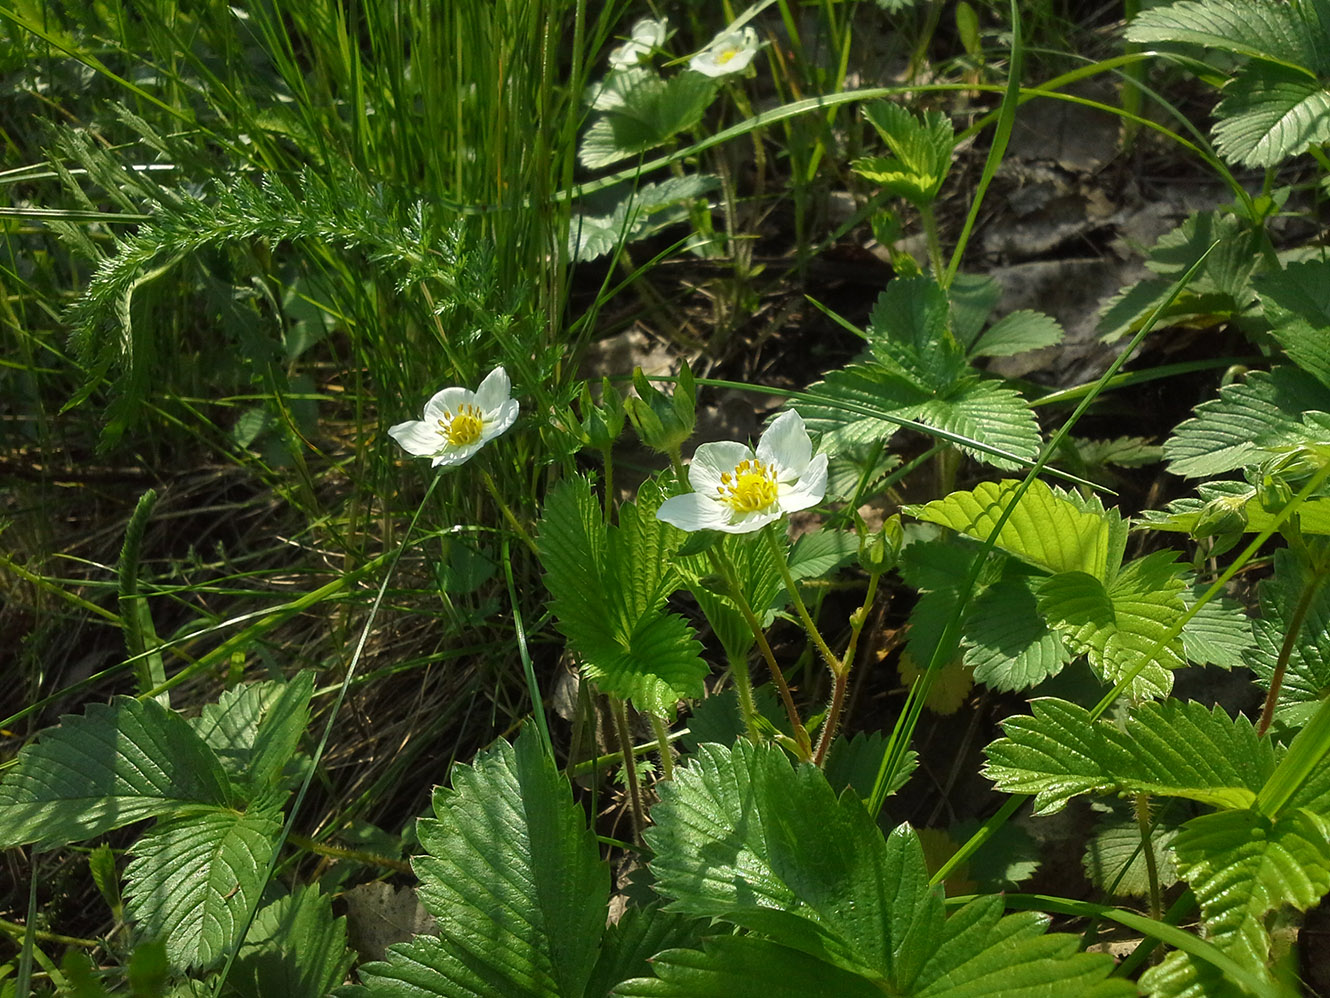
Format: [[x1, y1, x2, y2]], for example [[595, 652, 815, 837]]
[[609, 17, 668, 70], [388, 366, 519, 468], [657, 410, 827, 533], [689, 26, 760, 78]]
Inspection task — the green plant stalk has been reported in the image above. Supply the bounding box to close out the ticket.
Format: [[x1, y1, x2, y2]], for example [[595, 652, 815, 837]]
[[0, 551, 122, 624], [918, 202, 947, 286], [0, 918, 98, 949], [814, 570, 881, 766], [211, 473, 443, 996], [648, 712, 675, 781], [708, 545, 812, 759], [1257, 554, 1329, 737], [480, 466, 538, 555], [286, 832, 412, 875], [727, 650, 762, 743], [942, 0, 1022, 288], [762, 525, 842, 677], [502, 535, 553, 757], [609, 694, 646, 845], [568, 726, 689, 778], [1134, 793, 1163, 928], [118, 488, 167, 705], [1257, 693, 1330, 818]]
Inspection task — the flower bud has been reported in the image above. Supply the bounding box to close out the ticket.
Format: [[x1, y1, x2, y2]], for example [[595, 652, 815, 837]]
[[580, 378, 625, 450], [625, 362, 696, 457], [858, 512, 904, 574], [1192, 493, 1249, 538]]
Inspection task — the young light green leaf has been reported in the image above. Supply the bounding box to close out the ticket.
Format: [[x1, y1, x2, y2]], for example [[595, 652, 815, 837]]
[[855, 102, 956, 208], [907, 479, 1114, 579], [191, 671, 313, 791], [967, 309, 1064, 359], [1036, 551, 1187, 698], [787, 528, 859, 581], [1163, 366, 1330, 478], [359, 729, 609, 998], [0, 697, 234, 849], [125, 808, 281, 969], [230, 885, 355, 998], [1172, 807, 1330, 967], [983, 698, 1277, 815]]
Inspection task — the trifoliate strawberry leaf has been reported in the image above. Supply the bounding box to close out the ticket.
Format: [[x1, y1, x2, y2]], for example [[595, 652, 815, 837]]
[[853, 102, 956, 208], [1247, 548, 1330, 725], [539, 475, 706, 718], [907, 479, 1116, 579], [124, 808, 281, 970], [358, 729, 609, 998], [1036, 551, 1187, 698], [579, 72, 715, 169], [1163, 366, 1330, 477], [968, 310, 1064, 359], [983, 698, 1277, 815], [963, 573, 1071, 691], [191, 671, 313, 792], [0, 697, 234, 849], [1212, 63, 1330, 168], [641, 741, 1130, 996], [230, 885, 354, 998]]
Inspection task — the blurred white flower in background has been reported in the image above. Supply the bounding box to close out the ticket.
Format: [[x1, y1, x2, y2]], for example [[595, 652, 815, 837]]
[[609, 17, 668, 70], [689, 26, 760, 77]]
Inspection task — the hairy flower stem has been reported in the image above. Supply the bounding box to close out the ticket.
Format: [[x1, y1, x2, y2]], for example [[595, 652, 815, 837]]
[[1258, 558, 1330, 736], [480, 466, 538, 554], [814, 571, 881, 765], [1133, 793, 1163, 929], [762, 526, 842, 677], [708, 546, 812, 760], [287, 832, 412, 875], [609, 694, 647, 844], [648, 712, 675, 780]]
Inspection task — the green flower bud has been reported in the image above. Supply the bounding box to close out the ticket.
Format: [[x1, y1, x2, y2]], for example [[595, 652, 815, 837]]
[[1192, 493, 1249, 538], [858, 512, 904, 574], [580, 378, 625, 451], [1257, 475, 1294, 515], [625, 362, 696, 457]]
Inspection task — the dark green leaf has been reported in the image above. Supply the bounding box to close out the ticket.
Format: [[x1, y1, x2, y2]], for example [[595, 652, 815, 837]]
[[231, 885, 355, 998], [192, 671, 313, 791]]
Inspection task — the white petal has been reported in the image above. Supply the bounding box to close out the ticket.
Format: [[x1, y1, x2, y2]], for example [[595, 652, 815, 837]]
[[388, 419, 441, 457], [757, 410, 811, 478], [723, 508, 782, 533], [422, 386, 473, 421], [473, 366, 512, 411], [777, 453, 828, 512], [657, 493, 736, 532], [481, 398, 520, 442], [431, 441, 483, 468], [688, 440, 754, 493]]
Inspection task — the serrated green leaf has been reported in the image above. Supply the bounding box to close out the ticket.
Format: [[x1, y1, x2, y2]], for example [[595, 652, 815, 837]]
[[1248, 548, 1330, 723], [968, 310, 1064, 359], [579, 73, 715, 169], [1139, 478, 1330, 536], [192, 671, 312, 791], [1180, 581, 1255, 669], [1137, 948, 1254, 998], [787, 529, 859, 581], [1213, 63, 1330, 167], [948, 273, 1002, 349], [916, 378, 1043, 469], [858, 102, 956, 208], [963, 574, 1071, 692], [1083, 808, 1180, 897], [1070, 436, 1164, 470], [983, 698, 1277, 815], [359, 729, 608, 998], [645, 742, 1127, 995], [908, 479, 1113, 579], [867, 276, 966, 389], [125, 808, 280, 970], [1164, 366, 1330, 477], [230, 885, 354, 998], [1125, 0, 1313, 66], [683, 531, 785, 665], [570, 175, 720, 263], [824, 730, 917, 802], [586, 906, 703, 998], [0, 697, 233, 849], [539, 476, 706, 718], [1258, 259, 1330, 388], [1173, 807, 1330, 966], [1036, 551, 1187, 698]]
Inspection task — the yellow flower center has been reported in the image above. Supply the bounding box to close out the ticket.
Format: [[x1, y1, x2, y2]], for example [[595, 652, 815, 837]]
[[437, 403, 485, 447], [715, 458, 779, 514], [717, 46, 739, 64]]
